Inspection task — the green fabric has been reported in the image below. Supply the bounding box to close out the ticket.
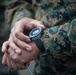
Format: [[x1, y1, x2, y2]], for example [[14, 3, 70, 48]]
[[1, 0, 76, 75]]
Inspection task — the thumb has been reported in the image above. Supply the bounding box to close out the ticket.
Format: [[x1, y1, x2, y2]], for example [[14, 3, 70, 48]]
[[37, 24, 45, 30], [31, 20, 45, 30]]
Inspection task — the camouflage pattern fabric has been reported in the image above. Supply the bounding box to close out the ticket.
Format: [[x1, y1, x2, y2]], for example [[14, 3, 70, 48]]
[[4, 0, 76, 75], [0, 1, 18, 75]]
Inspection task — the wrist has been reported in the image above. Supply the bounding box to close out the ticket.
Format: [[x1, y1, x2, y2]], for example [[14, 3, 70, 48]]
[[30, 42, 41, 54], [29, 27, 45, 52]]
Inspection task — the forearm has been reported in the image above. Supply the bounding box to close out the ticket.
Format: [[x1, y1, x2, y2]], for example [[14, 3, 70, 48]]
[[41, 18, 76, 58]]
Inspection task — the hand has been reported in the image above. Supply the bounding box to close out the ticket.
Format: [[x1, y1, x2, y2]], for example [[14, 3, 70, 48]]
[[2, 52, 28, 70], [7, 41, 40, 65], [2, 17, 45, 54], [2, 41, 40, 70]]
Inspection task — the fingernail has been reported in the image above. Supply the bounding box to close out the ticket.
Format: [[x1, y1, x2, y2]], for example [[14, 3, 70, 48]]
[[26, 48, 31, 51], [16, 49, 21, 54]]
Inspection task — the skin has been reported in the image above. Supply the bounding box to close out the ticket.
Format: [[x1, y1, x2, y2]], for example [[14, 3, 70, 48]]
[[8, 41, 40, 64], [2, 52, 26, 70], [2, 17, 45, 70], [2, 17, 45, 54], [2, 37, 40, 70]]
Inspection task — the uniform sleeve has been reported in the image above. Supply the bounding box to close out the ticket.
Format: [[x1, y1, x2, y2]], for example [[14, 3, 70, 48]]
[[4, 0, 34, 28], [41, 19, 76, 58]]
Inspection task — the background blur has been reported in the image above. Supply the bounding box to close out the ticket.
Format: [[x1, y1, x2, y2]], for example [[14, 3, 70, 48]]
[[0, 60, 35, 75], [19, 61, 35, 75]]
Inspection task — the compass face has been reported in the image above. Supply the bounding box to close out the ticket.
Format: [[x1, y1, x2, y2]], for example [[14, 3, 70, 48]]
[[32, 29, 40, 36], [29, 28, 42, 38]]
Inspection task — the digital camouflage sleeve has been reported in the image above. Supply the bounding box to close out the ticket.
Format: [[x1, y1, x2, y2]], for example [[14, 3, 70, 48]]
[[5, 0, 34, 28], [5, 0, 76, 75]]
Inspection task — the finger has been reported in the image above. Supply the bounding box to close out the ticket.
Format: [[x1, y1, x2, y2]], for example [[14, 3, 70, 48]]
[[2, 41, 9, 53], [2, 53, 7, 65], [6, 54, 12, 69], [8, 48, 21, 63], [13, 36, 32, 51], [9, 40, 22, 54], [8, 48, 16, 59], [30, 20, 45, 29], [15, 32, 31, 42], [14, 21, 24, 32], [8, 36, 22, 54], [9, 50, 22, 64], [9, 50, 26, 70], [21, 17, 45, 29], [7, 49, 19, 70], [10, 59, 19, 70], [11, 21, 24, 38], [11, 31, 32, 52], [8, 49, 25, 64]]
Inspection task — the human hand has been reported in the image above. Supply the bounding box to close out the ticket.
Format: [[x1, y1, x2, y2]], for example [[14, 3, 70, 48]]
[[2, 17, 45, 54], [2, 41, 40, 70], [7, 41, 40, 65], [2, 50, 28, 70]]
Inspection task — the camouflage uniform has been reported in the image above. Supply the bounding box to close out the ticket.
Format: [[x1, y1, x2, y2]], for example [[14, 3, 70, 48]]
[[0, 1, 18, 75], [5, 0, 76, 75]]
